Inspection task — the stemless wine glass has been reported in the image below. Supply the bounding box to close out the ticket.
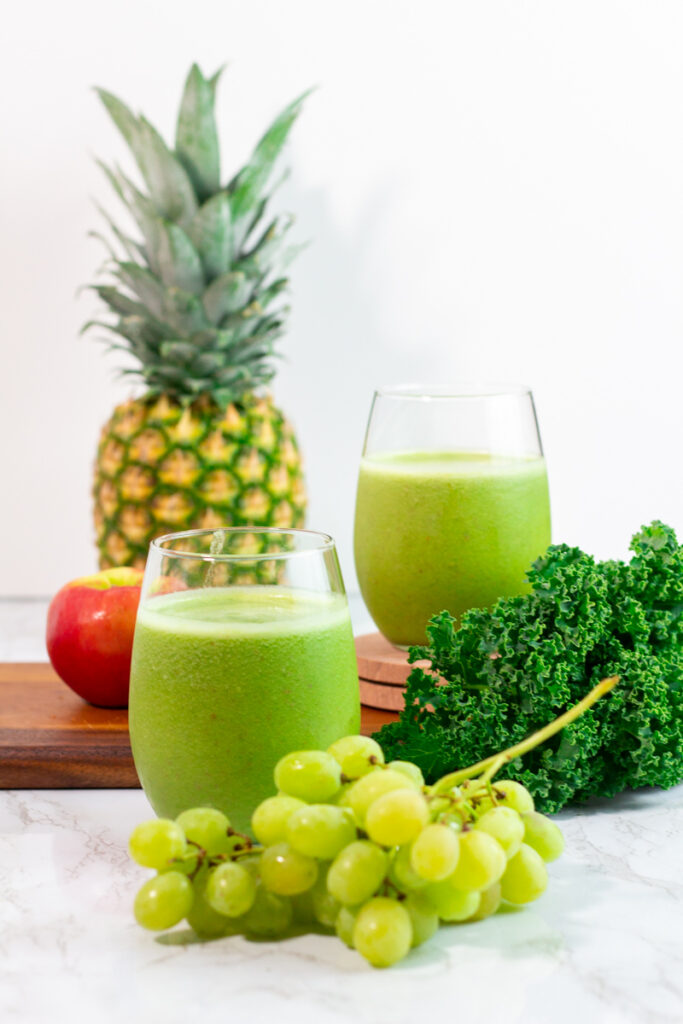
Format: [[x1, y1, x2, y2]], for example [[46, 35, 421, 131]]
[[353, 385, 551, 647], [129, 527, 360, 832]]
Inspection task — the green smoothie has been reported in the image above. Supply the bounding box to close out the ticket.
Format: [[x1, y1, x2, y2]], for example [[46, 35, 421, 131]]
[[129, 586, 360, 831], [354, 450, 551, 646]]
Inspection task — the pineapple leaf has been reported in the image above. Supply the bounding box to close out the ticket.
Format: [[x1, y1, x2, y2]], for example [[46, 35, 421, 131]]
[[80, 318, 115, 337], [90, 68, 310, 405], [213, 379, 273, 407], [235, 195, 267, 254], [215, 365, 262, 386], [190, 351, 227, 376], [136, 117, 199, 230], [115, 270, 210, 335], [239, 214, 294, 278], [159, 340, 202, 366], [161, 289, 210, 335], [112, 263, 167, 319], [115, 368, 146, 382], [154, 221, 205, 295], [188, 192, 234, 280], [220, 308, 263, 344], [188, 328, 230, 350], [142, 365, 189, 387], [236, 170, 290, 252], [87, 230, 116, 259], [95, 88, 142, 159], [207, 65, 227, 100], [263, 242, 307, 282], [97, 162, 163, 275], [254, 277, 289, 312], [90, 285, 173, 334], [202, 271, 254, 326], [97, 89, 199, 230], [93, 202, 146, 263], [89, 318, 159, 364], [228, 336, 279, 364], [175, 64, 221, 201], [229, 90, 310, 240], [239, 221, 305, 283], [114, 315, 165, 353]]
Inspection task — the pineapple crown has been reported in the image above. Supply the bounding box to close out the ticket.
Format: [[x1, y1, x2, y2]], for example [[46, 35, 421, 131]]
[[86, 64, 309, 409]]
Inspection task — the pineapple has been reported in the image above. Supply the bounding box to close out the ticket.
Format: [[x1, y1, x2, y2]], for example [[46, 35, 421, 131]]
[[88, 64, 308, 568]]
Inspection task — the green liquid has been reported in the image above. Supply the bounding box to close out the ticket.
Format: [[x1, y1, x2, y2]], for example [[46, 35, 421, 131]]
[[354, 451, 551, 646], [129, 586, 360, 831]]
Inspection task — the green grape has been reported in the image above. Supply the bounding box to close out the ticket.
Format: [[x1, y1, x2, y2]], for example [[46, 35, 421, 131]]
[[500, 843, 548, 904], [521, 812, 565, 862], [293, 867, 339, 928], [466, 882, 502, 922], [488, 779, 535, 814], [327, 735, 384, 778], [409, 823, 460, 881], [327, 840, 388, 905], [474, 806, 524, 860], [286, 804, 357, 860], [175, 808, 232, 856], [346, 770, 415, 828], [438, 812, 463, 835], [156, 853, 198, 877], [274, 751, 342, 802], [128, 819, 186, 871], [238, 853, 262, 879], [242, 883, 293, 936], [252, 794, 307, 846], [312, 888, 341, 929], [388, 760, 424, 787], [388, 844, 428, 892], [448, 829, 506, 892], [365, 788, 429, 847], [424, 880, 480, 922], [186, 864, 232, 937], [404, 892, 439, 947], [134, 871, 194, 931], [206, 861, 256, 917], [352, 897, 413, 968], [329, 782, 353, 806], [259, 842, 319, 895], [335, 905, 359, 948], [290, 888, 316, 925]]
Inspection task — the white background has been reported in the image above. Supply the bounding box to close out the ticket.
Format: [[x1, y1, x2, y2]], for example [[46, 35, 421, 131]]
[[2, 0, 682, 597]]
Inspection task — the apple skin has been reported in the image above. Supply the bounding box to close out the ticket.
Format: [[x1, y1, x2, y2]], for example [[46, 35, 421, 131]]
[[46, 567, 144, 708]]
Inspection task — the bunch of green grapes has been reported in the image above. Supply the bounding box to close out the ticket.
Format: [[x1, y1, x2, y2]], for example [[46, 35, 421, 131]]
[[128, 734, 565, 968]]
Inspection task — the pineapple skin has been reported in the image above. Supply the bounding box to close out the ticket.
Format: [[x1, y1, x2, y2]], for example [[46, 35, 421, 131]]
[[93, 392, 306, 569]]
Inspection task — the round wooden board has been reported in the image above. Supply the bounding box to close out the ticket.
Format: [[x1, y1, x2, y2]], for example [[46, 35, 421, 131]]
[[360, 678, 406, 712], [360, 703, 399, 736], [354, 632, 429, 686]]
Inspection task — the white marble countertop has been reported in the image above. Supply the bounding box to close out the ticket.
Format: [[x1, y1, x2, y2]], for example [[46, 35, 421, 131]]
[[1, 598, 682, 1024]]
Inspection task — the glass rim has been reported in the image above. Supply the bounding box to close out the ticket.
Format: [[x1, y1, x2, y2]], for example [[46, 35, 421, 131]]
[[150, 526, 336, 563], [374, 383, 533, 400]]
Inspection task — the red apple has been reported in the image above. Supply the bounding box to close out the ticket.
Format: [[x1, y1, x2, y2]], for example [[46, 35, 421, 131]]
[[46, 567, 144, 708]]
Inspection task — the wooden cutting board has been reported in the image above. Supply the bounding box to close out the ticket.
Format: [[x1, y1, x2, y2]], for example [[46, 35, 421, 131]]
[[355, 632, 430, 711], [0, 662, 399, 789]]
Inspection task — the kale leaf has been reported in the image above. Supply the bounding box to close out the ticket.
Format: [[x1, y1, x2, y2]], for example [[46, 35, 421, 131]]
[[373, 521, 683, 811]]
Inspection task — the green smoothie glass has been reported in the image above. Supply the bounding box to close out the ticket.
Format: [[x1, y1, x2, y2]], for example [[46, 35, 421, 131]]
[[129, 527, 360, 831], [353, 386, 551, 647]]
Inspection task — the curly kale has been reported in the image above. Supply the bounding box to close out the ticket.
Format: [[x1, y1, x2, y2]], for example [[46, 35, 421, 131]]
[[373, 521, 683, 811]]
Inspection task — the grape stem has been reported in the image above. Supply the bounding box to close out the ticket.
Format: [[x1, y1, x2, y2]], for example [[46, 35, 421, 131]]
[[173, 829, 264, 880], [428, 675, 619, 796]]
